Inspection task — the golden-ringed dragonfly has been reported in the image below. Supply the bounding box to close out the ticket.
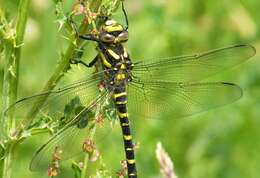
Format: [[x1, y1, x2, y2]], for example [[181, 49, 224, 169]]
[[4, 2, 256, 178]]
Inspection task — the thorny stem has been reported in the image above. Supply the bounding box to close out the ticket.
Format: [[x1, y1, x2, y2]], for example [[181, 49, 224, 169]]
[[18, 0, 104, 132], [1, 0, 30, 178]]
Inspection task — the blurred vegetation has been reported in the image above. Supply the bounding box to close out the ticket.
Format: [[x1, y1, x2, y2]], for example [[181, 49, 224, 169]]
[[0, 0, 260, 178]]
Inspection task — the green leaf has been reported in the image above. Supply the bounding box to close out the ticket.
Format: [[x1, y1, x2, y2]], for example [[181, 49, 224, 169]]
[[61, 96, 95, 129]]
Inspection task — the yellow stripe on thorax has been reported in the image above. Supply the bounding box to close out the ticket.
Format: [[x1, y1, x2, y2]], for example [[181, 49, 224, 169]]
[[100, 52, 112, 68], [116, 73, 125, 80], [120, 64, 126, 69], [107, 49, 120, 60], [123, 47, 128, 58]]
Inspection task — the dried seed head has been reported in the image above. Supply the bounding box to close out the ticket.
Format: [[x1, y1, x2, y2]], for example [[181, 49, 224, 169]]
[[53, 147, 62, 161], [82, 139, 95, 153], [116, 160, 128, 178], [83, 11, 97, 24], [133, 142, 140, 151], [96, 114, 105, 126], [47, 146, 62, 177], [156, 142, 178, 178], [47, 166, 58, 177], [72, 3, 85, 15], [89, 149, 100, 162]]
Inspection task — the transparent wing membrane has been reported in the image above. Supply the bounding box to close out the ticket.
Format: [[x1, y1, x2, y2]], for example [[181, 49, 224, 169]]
[[4, 70, 121, 174], [128, 80, 242, 119], [4, 72, 104, 123], [29, 92, 116, 172], [133, 44, 256, 82]]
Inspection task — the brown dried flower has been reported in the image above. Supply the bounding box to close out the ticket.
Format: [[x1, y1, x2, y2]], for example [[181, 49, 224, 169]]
[[116, 160, 128, 178], [82, 138, 96, 153], [47, 146, 62, 177]]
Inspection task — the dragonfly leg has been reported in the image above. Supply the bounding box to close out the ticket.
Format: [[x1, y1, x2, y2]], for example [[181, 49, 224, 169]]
[[66, 14, 80, 36], [70, 55, 98, 68], [121, 0, 129, 30], [79, 34, 99, 42], [66, 14, 99, 42]]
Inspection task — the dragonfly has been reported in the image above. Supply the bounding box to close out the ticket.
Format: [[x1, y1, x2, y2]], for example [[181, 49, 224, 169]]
[[4, 3, 256, 178]]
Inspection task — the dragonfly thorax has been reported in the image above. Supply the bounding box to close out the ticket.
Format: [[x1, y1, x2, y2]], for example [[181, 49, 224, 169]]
[[103, 62, 133, 87], [97, 19, 133, 88]]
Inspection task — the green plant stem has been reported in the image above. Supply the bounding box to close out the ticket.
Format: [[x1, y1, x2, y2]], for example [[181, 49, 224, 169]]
[[0, 8, 6, 39], [1, 0, 30, 178], [81, 153, 90, 178], [81, 113, 98, 178], [1, 40, 15, 178], [1, 143, 14, 178], [18, 0, 104, 132], [18, 25, 88, 131]]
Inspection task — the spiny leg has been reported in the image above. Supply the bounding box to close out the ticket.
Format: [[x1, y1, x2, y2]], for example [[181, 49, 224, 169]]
[[66, 13, 100, 42], [121, 0, 129, 30], [70, 55, 98, 68]]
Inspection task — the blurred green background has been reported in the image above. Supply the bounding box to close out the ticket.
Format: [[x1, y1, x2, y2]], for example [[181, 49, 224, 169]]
[[0, 0, 260, 178]]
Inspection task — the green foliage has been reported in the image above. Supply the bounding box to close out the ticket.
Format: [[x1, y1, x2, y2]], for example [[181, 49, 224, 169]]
[[71, 161, 82, 178], [62, 96, 88, 127], [0, 0, 259, 178], [102, 98, 117, 122]]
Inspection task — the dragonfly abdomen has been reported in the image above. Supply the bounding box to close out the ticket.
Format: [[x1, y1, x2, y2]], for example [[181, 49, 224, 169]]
[[113, 87, 137, 178]]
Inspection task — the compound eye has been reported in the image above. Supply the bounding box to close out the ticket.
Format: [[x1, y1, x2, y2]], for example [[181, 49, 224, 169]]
[[100, 32, 115, 43], [118, 31, 129, 42]]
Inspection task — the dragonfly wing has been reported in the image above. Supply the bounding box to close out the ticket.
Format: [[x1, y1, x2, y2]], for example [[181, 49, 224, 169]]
[[4, 71, 105, 125], [128, 79, 242, 119], [29, 91, 115, 172], [132, 44, 255, 82]]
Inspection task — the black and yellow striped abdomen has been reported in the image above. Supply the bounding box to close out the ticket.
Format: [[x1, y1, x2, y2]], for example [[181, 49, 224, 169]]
[[95, 21, 136, 177], [113, 86, 137, 178]]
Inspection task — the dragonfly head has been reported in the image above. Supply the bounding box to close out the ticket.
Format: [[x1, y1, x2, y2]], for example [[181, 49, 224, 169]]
[[99, 19, 128, 44]]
